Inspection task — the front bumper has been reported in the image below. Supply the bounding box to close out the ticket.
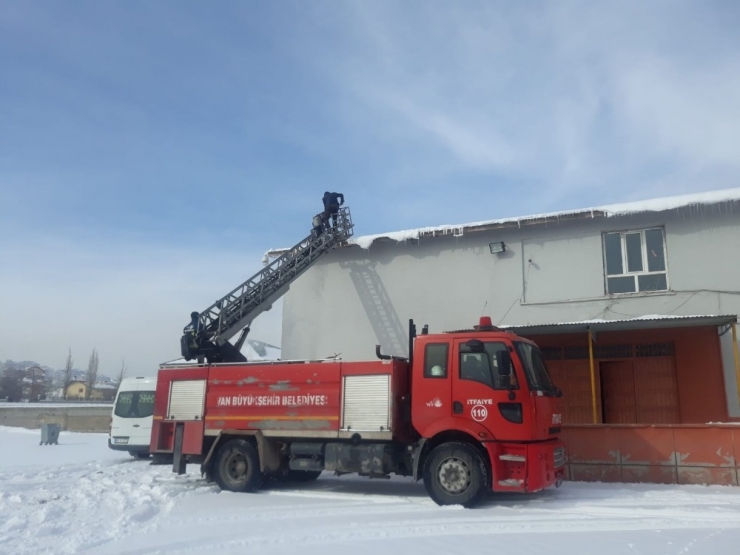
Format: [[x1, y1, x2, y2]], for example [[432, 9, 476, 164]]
[[108, 438, 150, 453], [487, 439, 565, 493]]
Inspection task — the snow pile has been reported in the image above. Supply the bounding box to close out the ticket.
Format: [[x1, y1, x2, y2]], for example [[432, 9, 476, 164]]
[[2, 425, 740, 554], [353, 228, 443, 249], [350, 187, 740, 249], [0, 427, 172, 554]]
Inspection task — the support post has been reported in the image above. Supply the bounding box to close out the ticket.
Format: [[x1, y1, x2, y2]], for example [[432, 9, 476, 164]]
[[733, 322, 740, 405], [588, 327, 598, 424], [172, 423, 187, 475]]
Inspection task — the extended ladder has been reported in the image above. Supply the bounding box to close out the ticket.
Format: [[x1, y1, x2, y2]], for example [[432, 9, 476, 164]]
[[181, 207, 354, 362]]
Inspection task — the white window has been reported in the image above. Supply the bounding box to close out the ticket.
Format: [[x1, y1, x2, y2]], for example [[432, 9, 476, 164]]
[[602, 228, 668, 294]]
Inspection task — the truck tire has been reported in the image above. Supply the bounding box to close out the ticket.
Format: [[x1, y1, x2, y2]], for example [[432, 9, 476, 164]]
[[213, 438, 263, 493], [423, 442, 489, 508]]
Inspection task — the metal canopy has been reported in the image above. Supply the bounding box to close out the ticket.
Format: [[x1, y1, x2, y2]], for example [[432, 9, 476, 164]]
[[500, 314, 738, 336]]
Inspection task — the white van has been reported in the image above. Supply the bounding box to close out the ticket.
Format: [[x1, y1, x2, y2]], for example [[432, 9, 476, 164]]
[[109, 377, 157, 458]]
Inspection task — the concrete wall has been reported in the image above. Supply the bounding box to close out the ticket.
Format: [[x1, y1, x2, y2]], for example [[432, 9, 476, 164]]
[[282, 201, 740, 415], [0, 406, 112, 432], [562, 424, 740, 486]]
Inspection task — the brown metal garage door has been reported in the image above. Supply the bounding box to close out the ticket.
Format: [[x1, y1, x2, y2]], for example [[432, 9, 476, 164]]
[[543, 343, 679, 424], [547, 359, 599, 424], [633, 357, 680, 423], [600, 358, 679, 424]]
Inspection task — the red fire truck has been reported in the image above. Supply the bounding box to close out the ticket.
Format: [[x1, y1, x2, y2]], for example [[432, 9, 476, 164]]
[[151, 317, 565, 507]]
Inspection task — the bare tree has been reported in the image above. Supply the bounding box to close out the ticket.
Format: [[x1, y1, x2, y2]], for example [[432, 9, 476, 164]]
[[85, 348, 99, 400], [25, 365, 47, 402], [63, 348, 74, 401], [115, 359, 128, 393]]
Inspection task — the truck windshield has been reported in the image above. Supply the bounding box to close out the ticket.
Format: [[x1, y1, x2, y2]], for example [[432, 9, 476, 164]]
[[514, 342, 556, 394], [114, 391, 155, 419]]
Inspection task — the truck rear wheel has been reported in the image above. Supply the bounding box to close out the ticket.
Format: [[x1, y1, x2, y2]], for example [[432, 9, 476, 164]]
[[423, 442, 489, 508], [213, 438, 263, 493]]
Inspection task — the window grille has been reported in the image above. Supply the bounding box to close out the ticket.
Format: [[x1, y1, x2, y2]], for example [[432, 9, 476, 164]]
[[635, 342, 674, 357]]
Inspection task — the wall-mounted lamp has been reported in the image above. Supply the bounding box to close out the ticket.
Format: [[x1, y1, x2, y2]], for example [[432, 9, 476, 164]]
[[489, 241, 507, 254]]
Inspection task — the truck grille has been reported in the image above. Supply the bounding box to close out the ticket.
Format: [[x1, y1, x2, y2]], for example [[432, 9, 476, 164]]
[[553, 447, 566, 468]]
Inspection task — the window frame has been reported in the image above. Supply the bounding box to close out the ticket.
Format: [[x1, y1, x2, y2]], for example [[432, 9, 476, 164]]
[[423, 343, 449, 379], [114, 390, 155, 418], [602, 227, 669, 295], [458, 341, 520, 391]]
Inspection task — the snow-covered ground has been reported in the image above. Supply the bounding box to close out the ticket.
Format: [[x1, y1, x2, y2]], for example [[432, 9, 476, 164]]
[[2, 426, 740, 555]]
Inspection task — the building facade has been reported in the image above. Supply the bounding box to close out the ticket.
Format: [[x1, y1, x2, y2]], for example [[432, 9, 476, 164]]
[[282, 189, 740, 432]]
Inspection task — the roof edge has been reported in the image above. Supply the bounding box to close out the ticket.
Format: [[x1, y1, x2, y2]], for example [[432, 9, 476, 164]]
[[500, 314, 738, 336], [349, 187, 740, 250]]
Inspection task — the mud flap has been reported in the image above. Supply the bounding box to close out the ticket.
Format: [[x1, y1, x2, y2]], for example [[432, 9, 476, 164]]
[[173, 423, 187, 475], [412, 438, 427, 481]]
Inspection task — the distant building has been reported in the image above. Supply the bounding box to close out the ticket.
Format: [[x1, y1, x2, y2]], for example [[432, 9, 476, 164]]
[[64, 381, 87, 399], [64, 381, 116, 401]]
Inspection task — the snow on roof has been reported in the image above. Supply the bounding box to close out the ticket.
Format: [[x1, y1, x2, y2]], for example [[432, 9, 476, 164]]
[[350, 187, 740, 249], [499, 314, 737, 334], [504, 314, 718, 327]]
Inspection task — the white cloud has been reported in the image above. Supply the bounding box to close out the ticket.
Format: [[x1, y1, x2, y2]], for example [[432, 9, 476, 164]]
[[294, 1, 740, 207], [616, 58, 740, 169]]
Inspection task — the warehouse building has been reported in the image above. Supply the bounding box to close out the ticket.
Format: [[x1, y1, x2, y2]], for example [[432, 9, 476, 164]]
[[281, 188, 740, 484]]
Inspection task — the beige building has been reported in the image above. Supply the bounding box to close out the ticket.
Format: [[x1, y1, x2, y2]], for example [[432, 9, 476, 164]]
[[64, 381, 116, 401]]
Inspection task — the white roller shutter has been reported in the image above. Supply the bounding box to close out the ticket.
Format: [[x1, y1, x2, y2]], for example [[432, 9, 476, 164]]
[[168, 380, 206, 420], [341, 375, 391, 432]]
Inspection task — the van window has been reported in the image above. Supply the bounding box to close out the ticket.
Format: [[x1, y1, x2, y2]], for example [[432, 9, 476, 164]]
[[114, 391, 155, 418]]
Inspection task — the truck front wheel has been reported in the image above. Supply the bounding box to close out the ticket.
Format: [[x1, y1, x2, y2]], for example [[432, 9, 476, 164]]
[[213, 438, 263, 493], [423, 442, 489, 508]]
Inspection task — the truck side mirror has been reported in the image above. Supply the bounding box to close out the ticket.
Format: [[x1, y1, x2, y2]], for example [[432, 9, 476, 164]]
[[496, 350, 513, 376]]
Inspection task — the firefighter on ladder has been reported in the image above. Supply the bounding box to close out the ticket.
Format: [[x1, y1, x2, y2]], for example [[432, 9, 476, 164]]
[[311, 212, 328, 236], [182, 312, 201, 353], [322, 191, 344, 229]]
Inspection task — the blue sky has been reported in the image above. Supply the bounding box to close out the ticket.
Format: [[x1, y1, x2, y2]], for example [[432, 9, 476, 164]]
[[2, 1, 739, 374]]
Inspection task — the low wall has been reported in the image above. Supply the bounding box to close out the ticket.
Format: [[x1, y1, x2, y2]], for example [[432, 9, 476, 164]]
[[563, 424, 740, 486], [0, 405, 112, 432], [4, 410, 737, 484]]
